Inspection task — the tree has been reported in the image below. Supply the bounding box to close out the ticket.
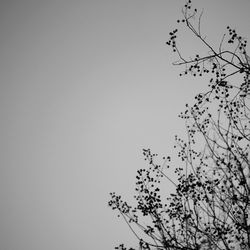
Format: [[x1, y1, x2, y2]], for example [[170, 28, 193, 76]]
[[108, 1, 250, 249]]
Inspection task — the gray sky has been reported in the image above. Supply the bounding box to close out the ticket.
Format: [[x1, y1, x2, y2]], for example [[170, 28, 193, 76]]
[[0, 1, 250, 250]]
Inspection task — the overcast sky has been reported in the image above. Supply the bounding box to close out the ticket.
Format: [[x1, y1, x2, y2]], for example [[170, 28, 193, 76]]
[[1, 1, 250, 250]]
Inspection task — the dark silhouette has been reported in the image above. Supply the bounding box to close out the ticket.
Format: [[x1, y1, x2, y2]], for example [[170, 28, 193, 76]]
[[109, 1, 250, 249]]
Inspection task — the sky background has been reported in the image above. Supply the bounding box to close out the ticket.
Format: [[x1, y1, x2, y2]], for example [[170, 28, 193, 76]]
[[0, 1, 250, 250]]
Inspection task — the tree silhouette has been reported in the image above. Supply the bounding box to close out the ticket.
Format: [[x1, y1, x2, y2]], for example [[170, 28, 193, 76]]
[[109, 1, 250, 249]]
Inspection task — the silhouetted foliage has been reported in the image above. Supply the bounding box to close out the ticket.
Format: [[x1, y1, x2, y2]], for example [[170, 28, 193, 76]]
[[109, 1, 250, 249]]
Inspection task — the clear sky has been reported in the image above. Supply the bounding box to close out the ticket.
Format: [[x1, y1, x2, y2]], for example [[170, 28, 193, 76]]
[[0, 1, 250, 250]]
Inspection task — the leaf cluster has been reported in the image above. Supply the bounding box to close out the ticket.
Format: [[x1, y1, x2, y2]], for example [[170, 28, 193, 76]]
[[109, 1, 250, 249]]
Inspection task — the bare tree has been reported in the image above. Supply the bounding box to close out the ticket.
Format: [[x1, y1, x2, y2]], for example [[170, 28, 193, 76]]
[[109, 1, 250, 249]]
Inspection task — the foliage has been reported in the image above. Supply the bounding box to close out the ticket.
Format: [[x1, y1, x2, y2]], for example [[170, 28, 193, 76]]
[[109, 1, 250, 249]]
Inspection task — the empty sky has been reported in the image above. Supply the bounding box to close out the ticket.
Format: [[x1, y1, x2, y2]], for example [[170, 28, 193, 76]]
[[0, 1, 250, 250]]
